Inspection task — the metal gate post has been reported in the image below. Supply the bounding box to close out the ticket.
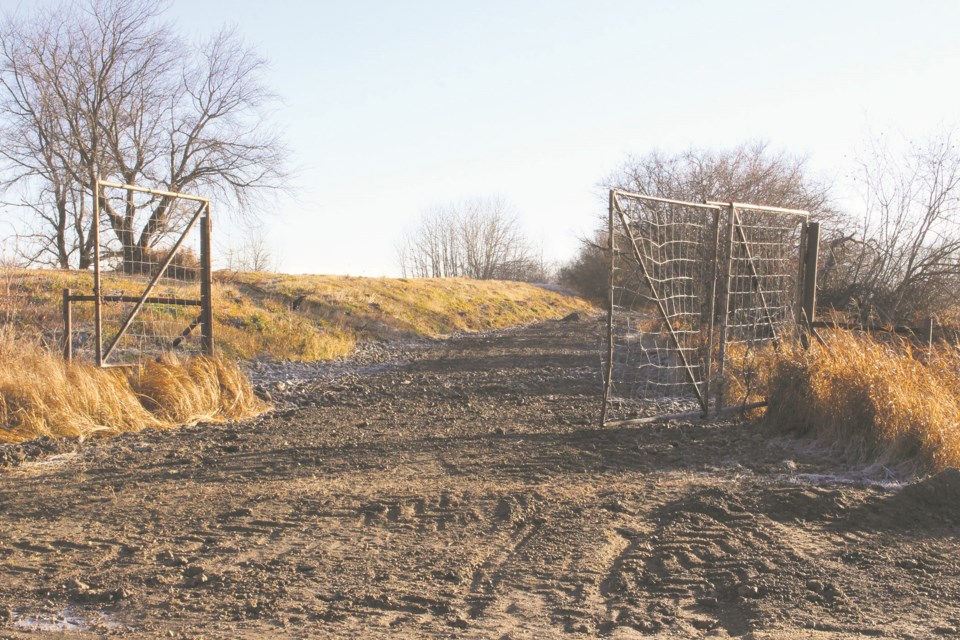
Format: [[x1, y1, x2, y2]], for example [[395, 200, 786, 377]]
[[715, 203, 737, 411], [200, 209, 215, 356], [703, 207, 722, 418], [601, 190, 616, 426], [93, 182, 103, 367]]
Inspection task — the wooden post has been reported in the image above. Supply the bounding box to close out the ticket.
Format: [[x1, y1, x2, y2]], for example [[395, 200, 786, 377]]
[[797, 222, 809, 331], [62, 288, 72, 362], [200, 209, 214, 356], [801, 222, 820, 330], [928, 316, 935, 358]]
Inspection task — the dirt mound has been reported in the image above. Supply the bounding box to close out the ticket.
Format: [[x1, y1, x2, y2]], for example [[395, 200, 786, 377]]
[[900, 467, 960, 510], [0, 435, 77, 467], [854, 467, 960, 531]]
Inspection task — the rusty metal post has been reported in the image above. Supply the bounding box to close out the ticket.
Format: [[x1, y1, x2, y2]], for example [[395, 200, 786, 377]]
[[200, 208, 215, 355], [62, 288, 72, 362], [715, 204, 737, 411], [600, 190, 616, 427], [93, 182, 103, 367], [703, 207, 722, 419]]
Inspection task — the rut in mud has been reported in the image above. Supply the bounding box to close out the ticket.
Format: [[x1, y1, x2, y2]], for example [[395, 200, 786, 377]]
[[0, 317, 959, 639]]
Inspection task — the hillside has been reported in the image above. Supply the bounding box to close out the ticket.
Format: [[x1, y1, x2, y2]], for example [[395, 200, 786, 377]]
[[1, 269, 593, 362], [216, 272, 593, 360]]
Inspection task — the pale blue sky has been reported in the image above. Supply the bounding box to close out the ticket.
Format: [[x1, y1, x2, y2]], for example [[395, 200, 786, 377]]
[[6, 1, 960, 275]]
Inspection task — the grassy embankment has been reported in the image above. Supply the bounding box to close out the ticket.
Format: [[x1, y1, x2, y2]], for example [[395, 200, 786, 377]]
[[0, 269, 591, 443]]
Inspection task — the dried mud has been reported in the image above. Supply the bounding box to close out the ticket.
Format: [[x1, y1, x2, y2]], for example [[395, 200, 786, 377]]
[[0, 317, 958, 639]]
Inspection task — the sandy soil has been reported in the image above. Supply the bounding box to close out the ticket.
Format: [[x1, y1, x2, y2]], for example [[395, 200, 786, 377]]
[[0, 317, 959, 639]]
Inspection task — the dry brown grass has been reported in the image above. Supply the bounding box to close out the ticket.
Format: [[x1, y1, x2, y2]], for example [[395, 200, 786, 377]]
[[722, 341, 779, 411], [130, 354, 266, 423], [0, 328, 264, 444], [764, 330, 960, 475]]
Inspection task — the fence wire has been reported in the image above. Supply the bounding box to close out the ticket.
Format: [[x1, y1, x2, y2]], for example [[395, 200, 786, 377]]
[[602, 192, 809, 425], [717, 206, 807, 409], [68, 184, 210, 365], [603, 193, 720, 422]]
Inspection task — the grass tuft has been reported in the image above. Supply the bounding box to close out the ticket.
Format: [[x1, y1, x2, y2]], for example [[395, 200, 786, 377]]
[[0, 329, 264, 444], [130, 354, 267, 424]]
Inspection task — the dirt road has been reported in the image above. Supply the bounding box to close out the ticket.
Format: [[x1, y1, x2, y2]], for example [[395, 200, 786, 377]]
[[0, 317, 958, 638]]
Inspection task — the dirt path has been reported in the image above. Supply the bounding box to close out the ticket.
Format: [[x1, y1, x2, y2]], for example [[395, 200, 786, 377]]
[[0, 317, 959, 639]]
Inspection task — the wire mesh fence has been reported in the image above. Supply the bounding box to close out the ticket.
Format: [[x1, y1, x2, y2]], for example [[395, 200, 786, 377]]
[[714, 203, 810, 411], [602, 193, 721, 422], [64, 182, 213, 366], [602, 190, 811, 425]]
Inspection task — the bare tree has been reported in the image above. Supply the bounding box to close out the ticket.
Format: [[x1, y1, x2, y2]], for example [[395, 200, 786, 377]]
[[398, 197, 545, 281], [820, 130, 960, 323], [398, 206, 460, 278], [0, 0, 287, 270], [557, 229, 609, 301], [608, 140, 836, 216], [560, 142, 837, 299], [0, 2, 89, 268], [224, 224, 276, 273]]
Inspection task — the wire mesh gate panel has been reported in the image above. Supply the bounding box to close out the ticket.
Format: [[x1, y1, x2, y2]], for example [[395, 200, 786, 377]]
[[601, 190, 809, 425], [602, 192, 721, 423], [62, 181, 214, 366], [713, 201, 810, 413]]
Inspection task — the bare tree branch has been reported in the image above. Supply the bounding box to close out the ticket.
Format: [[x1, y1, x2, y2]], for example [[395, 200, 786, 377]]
[[828, 129, 960, 322], [0, 0, 289, 270]]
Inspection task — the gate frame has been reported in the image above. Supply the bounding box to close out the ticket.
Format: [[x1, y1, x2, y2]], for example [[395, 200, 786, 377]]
[[62, 180, 215, 366], [601, 189, 818, 426]]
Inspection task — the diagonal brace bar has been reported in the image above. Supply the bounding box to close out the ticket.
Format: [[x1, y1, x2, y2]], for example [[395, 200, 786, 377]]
[[732, 209, 781, 347], [172, 314, 203, 348]]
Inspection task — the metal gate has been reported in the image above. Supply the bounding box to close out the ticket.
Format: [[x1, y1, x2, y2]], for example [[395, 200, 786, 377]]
[[62, 181, 214, 366], [601, 189, 817, 425]]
